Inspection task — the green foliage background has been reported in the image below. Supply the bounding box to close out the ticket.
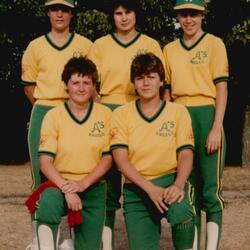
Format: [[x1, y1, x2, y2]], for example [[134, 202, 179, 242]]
[[0, 0, 249, 164]]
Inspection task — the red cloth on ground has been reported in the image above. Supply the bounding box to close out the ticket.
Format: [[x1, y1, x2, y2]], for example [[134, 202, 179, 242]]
[[25, 180, 82, 228]]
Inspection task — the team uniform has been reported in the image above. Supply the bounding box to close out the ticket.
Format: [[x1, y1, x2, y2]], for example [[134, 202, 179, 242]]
[[21, 33, 92, 190], [88, 32, 166, 106], [37, 101, 111, 250], [88, 32, 167, 236], [163, 32, 229, 247], [110, 100, 195, 250]]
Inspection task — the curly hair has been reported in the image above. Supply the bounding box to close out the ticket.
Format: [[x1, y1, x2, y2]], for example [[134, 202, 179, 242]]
[[61, 56, 98, 85]]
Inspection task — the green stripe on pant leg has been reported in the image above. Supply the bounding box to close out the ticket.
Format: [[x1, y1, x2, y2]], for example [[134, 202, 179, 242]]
[[187, 105, 225, 213], [28, 104, 55, 250], [28, 104, 54, 190], [187, 105, 226, 250]]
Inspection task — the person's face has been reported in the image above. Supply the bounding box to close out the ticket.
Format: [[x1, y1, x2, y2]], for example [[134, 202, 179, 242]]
[[47, 4, 73, 32], [176, 9, 204, 37], [134, 72, 163, 100], [113, 5, 136, 33], [65, 73, 95, 105]]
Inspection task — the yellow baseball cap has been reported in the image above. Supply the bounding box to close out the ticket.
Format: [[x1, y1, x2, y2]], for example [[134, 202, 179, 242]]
[[45, 0, 74, 8], [174, 0, 206, 11]]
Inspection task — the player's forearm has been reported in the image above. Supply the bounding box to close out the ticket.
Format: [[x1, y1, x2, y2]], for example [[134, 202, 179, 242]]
[[174, 149, 193, 190], [39, 156, 66, 189], [80, 155, 112, 190], [213, 82, 228, 129], [24, 85, 36, 105]]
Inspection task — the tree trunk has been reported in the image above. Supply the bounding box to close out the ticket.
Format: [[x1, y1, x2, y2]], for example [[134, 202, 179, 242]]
[[242, 104, 250, 167]]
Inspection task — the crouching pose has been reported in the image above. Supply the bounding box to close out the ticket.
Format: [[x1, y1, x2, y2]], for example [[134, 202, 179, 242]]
[[30, 56, 112, 250], [110, 52, 196, 250]]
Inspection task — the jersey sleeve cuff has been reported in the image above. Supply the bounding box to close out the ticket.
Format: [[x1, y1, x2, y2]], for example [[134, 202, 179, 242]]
[[176, 144, 195, 154], [38, 151, 55, 157], [21, 80, 36, 86], [110, 144, 128, 151], [213, 76, 229, 84]]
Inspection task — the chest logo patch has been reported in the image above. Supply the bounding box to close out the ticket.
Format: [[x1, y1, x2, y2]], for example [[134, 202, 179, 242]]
[[156, 121, 175, 137], [89, 121, 104, 137], [190, 51, 207, 64]]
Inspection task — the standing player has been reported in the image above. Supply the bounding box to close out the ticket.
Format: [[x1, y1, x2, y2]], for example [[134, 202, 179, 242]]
[[21, 0, 92, 249], [111, 52, 195, 250], [35, 55, 112, 250], [88, 1, 166, 248], [163, 0, 229, 249]]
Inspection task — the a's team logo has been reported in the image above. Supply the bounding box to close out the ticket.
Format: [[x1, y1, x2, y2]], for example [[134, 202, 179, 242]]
[[156, 121, 175, 137], [89, 121, 105, 137], [190, 51, 207, 64]]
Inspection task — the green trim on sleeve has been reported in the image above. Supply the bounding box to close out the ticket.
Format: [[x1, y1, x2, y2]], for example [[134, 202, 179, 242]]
[[38, 151, 56, 157], [102, 151, 111, 156], [176, 144, 194, 154], [213, 76, 229, 84], [110, 144, 128, 150], [21, 80, 36, 86]]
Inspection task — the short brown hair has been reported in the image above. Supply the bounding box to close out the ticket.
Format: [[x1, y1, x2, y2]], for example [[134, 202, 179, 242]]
[[130, 52, 165, 82], [61, 56, 98, 85], [130, 52, 165, 97]]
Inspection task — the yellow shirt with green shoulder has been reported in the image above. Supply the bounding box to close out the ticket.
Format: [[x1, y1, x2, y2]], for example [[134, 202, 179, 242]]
[[163, 33, 229, 106], [21, 33, 92, 106], [38, 101, 111, 180], [88, 33, 166, 105], [110, 100, 194, 181]]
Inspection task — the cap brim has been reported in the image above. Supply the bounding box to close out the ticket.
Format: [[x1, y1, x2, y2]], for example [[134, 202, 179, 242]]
[[45, 0, 74, 8], [174, 4, 205, 11]]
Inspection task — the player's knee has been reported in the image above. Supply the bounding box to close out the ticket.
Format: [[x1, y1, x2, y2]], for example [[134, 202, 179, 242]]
[[174, 217, 194, 231], [181, 217, 193, 225], [36, 188, 64, 224]]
